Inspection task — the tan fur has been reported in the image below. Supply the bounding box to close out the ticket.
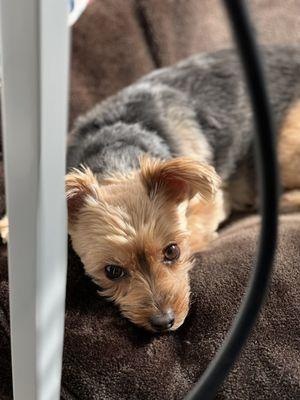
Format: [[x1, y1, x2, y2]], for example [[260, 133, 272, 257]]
[[164, 104, 213, 163], [280, 190, 300, 212], [140, 156, 220, 202], [0, 214, 9, 243], [65, 157, 221, 331], [225, 101, 300, 214], [65, 166, 101, 219], [278, 101, 300, 189], [187, 189, 228, 253]]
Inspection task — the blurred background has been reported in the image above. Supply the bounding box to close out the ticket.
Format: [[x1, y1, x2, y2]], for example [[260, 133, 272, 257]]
[[70, 0, 300, 124]]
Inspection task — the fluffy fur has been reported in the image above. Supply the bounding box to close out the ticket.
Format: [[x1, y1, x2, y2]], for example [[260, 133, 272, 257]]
[[66, 157, 222, 331], [2, 46, 300, 332]]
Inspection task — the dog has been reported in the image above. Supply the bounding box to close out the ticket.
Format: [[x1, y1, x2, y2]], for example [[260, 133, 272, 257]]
[[1, 46, 300, 332]]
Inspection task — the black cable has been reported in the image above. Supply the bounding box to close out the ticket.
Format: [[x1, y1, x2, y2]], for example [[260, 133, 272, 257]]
[[185, 1, 279, 399]]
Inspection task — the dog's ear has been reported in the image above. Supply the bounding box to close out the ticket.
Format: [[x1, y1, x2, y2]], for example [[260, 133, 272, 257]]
[[140, 157, 221, 203], [65, 166, 99, 219]]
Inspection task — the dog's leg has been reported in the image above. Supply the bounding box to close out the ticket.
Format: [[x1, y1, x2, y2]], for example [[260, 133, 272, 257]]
[[187, 189, 229, 253], [278, 100, 300, 214], [278, 100, 300, 190], [0, 215, 9, 244], [280, 190, 300, 213]]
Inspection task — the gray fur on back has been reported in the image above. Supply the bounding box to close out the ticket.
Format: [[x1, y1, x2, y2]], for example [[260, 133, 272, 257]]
[[67, 46, 300, 183]]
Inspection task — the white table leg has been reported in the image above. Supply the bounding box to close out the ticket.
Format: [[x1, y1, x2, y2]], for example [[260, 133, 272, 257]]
[[0, 1, 70, 399]]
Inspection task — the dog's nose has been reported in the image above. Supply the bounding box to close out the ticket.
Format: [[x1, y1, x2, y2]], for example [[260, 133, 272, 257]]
[[150, 309, 175, 331]]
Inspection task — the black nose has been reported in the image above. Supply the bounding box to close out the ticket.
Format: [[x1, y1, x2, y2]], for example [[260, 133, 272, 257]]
[[150, 309, 175, 331]]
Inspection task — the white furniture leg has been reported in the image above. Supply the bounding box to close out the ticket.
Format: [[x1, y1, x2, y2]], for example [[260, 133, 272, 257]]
[[0, 1, 70, 399]]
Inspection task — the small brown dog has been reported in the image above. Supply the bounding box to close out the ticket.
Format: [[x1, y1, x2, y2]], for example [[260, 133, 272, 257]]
[[66, 158, 223, 331], [1, 47, 300, 332]]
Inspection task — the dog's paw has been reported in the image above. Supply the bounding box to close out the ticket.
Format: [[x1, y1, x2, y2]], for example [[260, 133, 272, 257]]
[[280, 190, 300, 213], [0, 215, 9, 244]]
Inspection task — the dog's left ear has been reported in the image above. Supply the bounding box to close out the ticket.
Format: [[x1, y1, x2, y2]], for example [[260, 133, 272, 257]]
[[65, 166, 100, 220], [140, 157, 221, 203]]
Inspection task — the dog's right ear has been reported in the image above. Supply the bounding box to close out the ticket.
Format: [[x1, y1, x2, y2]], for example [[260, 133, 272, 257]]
[[140, 156, 220, 204], [65, 166, 100, 220]]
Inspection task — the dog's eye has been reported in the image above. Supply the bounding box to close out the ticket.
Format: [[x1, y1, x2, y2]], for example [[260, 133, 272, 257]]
[[105, 265, 126, 280], [163, 243, 180, 264]]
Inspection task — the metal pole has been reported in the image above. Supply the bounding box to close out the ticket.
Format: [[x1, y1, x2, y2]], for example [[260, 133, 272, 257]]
[[0, 1, 70, 398]]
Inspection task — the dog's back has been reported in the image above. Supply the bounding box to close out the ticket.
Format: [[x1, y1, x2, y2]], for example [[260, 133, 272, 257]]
[[67, 45, 300, 205], [61, 46, 300, 329]]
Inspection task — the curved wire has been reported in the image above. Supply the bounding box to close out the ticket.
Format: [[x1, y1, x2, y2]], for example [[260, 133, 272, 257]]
[[185, 1, 279, 399]]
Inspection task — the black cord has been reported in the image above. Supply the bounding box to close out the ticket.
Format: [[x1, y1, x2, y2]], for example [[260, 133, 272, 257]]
[[185, 1, 279, 399]]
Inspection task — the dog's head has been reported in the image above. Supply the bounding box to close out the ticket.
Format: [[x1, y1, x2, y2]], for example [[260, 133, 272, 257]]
[[66, 157, 220, 332]]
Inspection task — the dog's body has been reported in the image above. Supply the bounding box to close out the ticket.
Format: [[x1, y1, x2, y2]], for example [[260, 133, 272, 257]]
[[2, 46, 300, 331], [67, 46, 300, 212]]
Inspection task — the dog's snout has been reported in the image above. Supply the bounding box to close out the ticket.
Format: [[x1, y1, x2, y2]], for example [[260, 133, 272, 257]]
[[150, 309, 175, 331]]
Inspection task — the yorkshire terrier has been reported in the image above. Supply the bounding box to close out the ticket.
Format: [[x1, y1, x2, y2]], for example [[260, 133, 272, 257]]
[[1, 46, 300, 332]]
